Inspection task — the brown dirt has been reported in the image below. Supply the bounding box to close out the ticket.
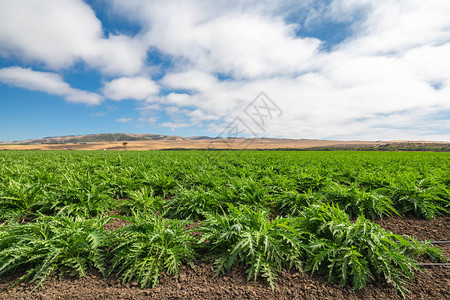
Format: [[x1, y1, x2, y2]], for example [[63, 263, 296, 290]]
[[104, 218, 130, 231], [185, 221, 202, 238], [1, 216, 448, 300], [103, 207, 130, 231], [374, 215, 449, 241]]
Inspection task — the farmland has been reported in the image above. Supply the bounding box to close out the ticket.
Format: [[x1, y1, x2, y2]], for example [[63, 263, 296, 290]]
[[0, 150, 449, 299]]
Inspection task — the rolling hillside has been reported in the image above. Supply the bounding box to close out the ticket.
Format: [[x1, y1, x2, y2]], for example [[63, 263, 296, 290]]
[[0, 133, 448, 151]]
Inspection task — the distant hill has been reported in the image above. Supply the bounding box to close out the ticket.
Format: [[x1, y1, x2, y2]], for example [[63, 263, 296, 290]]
[[0, 133, 448, 151], [0, 133, 187, 144]]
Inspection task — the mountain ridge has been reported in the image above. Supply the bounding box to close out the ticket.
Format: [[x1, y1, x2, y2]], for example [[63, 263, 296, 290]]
[[1, 133, 448, 145], [1, 133, 448, 151], [0, 133, 188, 144]]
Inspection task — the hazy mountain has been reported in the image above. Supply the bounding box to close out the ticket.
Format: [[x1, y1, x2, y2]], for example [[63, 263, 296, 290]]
[[1, 133, 187, 144], [1, 133, 448, 151]]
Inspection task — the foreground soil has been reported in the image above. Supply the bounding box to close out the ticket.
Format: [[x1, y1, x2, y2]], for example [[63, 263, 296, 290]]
[[1, 216, 448, 300]]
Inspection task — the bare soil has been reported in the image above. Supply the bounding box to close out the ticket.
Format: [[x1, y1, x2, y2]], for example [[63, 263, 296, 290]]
[[1, 216, 448, 300], [104, 217, 130, 231], [374, 214, 449, 241]]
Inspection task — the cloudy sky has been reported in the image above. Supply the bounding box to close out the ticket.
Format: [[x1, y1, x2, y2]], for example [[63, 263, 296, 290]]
[[0, 0, 449, 142]]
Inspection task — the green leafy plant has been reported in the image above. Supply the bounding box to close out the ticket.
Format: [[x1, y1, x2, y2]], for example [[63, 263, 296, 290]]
[[46, 171, 117, 218], [109, 212, 196, 288], [119, 187, 164, 215], [0, 216, 110, 288], [0, 149, 449, 297], [274, 189, 319, 216], [386, 178, 449, 219], [198, 204, 306, 290], [321, 183, 398, 219], [140, 172, 176, 198], [296, 203, 444, 297], [165, 187, 223, 220], [293, 171, 331, 193], [0, 180, 43, 222], [215, 177, 272, 208]]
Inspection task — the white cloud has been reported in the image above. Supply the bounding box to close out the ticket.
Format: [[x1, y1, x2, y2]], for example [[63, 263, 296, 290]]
[[160, 122, 192, 130], [90, 112, 107, 117], [116, 117, 133, 123], [0, 67, 103, 105], [103, 77, 159, 101], [330, 0, 450, 56], [137, 117, 157, 125], [112, 0, 321, 79], [0, 0, 147, 76], [401, 43, 450, 86], [162, 70, 217, 92], [135, 0, 450, 140], [2, 0, 450, 140]]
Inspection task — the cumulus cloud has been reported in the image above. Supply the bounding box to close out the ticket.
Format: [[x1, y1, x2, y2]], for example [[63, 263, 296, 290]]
[[1, 0, 450, 140], [91, 112, 107, 117], [112, 0, 321, 79], [131, 0, 450, 140], [329, 0, 450, 56], [137, 117, 157, 126], [0, 67, 103, 105], [160, 122, 192, 130], [103, 77, 159, 101], [116, 117, 133, 123], [0, 0, 147, 76]]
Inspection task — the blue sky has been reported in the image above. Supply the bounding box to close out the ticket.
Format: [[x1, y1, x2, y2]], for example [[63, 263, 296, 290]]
[[0, 0, 449, 142]]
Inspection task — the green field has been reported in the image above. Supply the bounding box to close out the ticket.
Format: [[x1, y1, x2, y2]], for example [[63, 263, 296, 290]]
[[0, 151, 449, 296]]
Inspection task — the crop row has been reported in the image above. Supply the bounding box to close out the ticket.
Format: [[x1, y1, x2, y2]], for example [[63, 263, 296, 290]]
[[0, 150, 449, 297], [0, 151, 448, 222], [0, 204, 444, 297]]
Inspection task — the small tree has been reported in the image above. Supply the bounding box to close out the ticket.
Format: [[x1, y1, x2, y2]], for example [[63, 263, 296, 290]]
[[123, 142, 128, 150]]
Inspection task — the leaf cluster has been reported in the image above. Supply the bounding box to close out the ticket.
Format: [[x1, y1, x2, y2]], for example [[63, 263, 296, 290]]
[[0, 216, 109, 288], [109, 212, 196, 288], [198, 204, 306, 290], [296, 204, 444, 297]]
